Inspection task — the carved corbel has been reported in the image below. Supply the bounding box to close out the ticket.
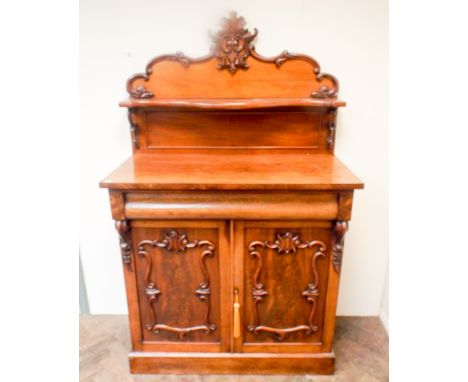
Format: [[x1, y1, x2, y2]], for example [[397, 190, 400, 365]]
[[333, 221, 348, 273], [327, 108, 337, 150], [127, 108, 139, 149], [115, 220, 132, 270]]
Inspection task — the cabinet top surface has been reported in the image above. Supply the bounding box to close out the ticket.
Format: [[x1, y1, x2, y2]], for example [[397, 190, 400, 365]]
[[100, 152, 363, 191]]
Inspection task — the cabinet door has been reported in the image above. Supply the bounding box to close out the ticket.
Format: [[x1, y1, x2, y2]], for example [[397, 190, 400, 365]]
[[127, 220, 230, 352], [233, 221, 336, 353]]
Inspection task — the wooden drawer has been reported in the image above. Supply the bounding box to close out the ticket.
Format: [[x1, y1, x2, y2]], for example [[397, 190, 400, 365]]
[[123, 191, 340, 220]]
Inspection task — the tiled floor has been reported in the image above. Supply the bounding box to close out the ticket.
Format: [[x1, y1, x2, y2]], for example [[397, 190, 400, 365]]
[[80, 315, 388, 382]]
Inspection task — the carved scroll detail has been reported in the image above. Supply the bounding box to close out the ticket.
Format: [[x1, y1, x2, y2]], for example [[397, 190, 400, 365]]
[[311, 83, 338, 99], [128, 85, 153, 99], [212, 12, 258, 74], [137, 230, 216, 338], [249, 48, 339, 98], [126, 52, 212, 99], [333, 221, 348, 273], [248, 232, 327, 341], [115, 220, 132, 270]]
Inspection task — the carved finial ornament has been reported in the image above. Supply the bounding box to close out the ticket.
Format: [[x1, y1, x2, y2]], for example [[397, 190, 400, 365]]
[[212, 12, 258, 74]]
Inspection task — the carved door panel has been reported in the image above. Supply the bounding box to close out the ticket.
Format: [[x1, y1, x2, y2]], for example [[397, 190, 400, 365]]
[[233, 221, 334, 353], [131, 220, 230, 352]]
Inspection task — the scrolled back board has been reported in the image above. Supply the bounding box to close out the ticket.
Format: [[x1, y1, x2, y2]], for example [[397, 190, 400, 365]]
[[122, 13, 343, 153], [124, 12, 339, 101]]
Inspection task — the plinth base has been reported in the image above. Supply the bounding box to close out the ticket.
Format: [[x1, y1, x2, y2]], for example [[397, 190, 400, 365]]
[[129, 351, 335, 374]]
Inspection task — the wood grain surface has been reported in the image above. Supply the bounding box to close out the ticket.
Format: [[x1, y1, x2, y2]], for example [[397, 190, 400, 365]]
[[100, 153, 363, 191], [120, 98, 346, 109]]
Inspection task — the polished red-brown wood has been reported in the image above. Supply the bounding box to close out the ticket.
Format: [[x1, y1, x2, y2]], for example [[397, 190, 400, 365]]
[[100, 153, 363, 191], [119, 98, 346, 109], [100, 12, 363, 375], [123, 191, 340, 220], [143, 110, 323, 150], [125, 105, 340, 153], [129, 351, 335, 374]]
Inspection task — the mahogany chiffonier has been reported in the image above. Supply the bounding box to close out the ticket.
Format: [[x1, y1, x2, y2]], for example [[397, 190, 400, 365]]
[[100, 13, 363, 375]]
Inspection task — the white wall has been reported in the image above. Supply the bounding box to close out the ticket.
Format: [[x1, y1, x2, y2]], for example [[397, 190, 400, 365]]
[[80, 0, 388, 315], [380, 264, 389, 333]]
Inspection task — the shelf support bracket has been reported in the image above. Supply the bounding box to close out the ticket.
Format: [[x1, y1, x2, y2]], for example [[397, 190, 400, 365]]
[[127, 108, 139, 149]]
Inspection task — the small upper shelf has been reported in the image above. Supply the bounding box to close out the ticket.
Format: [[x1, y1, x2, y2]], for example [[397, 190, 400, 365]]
[[119, 97, 346, 110]]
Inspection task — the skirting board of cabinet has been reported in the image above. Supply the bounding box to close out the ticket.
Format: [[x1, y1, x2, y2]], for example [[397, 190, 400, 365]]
[[129, 351, 335, 374]]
